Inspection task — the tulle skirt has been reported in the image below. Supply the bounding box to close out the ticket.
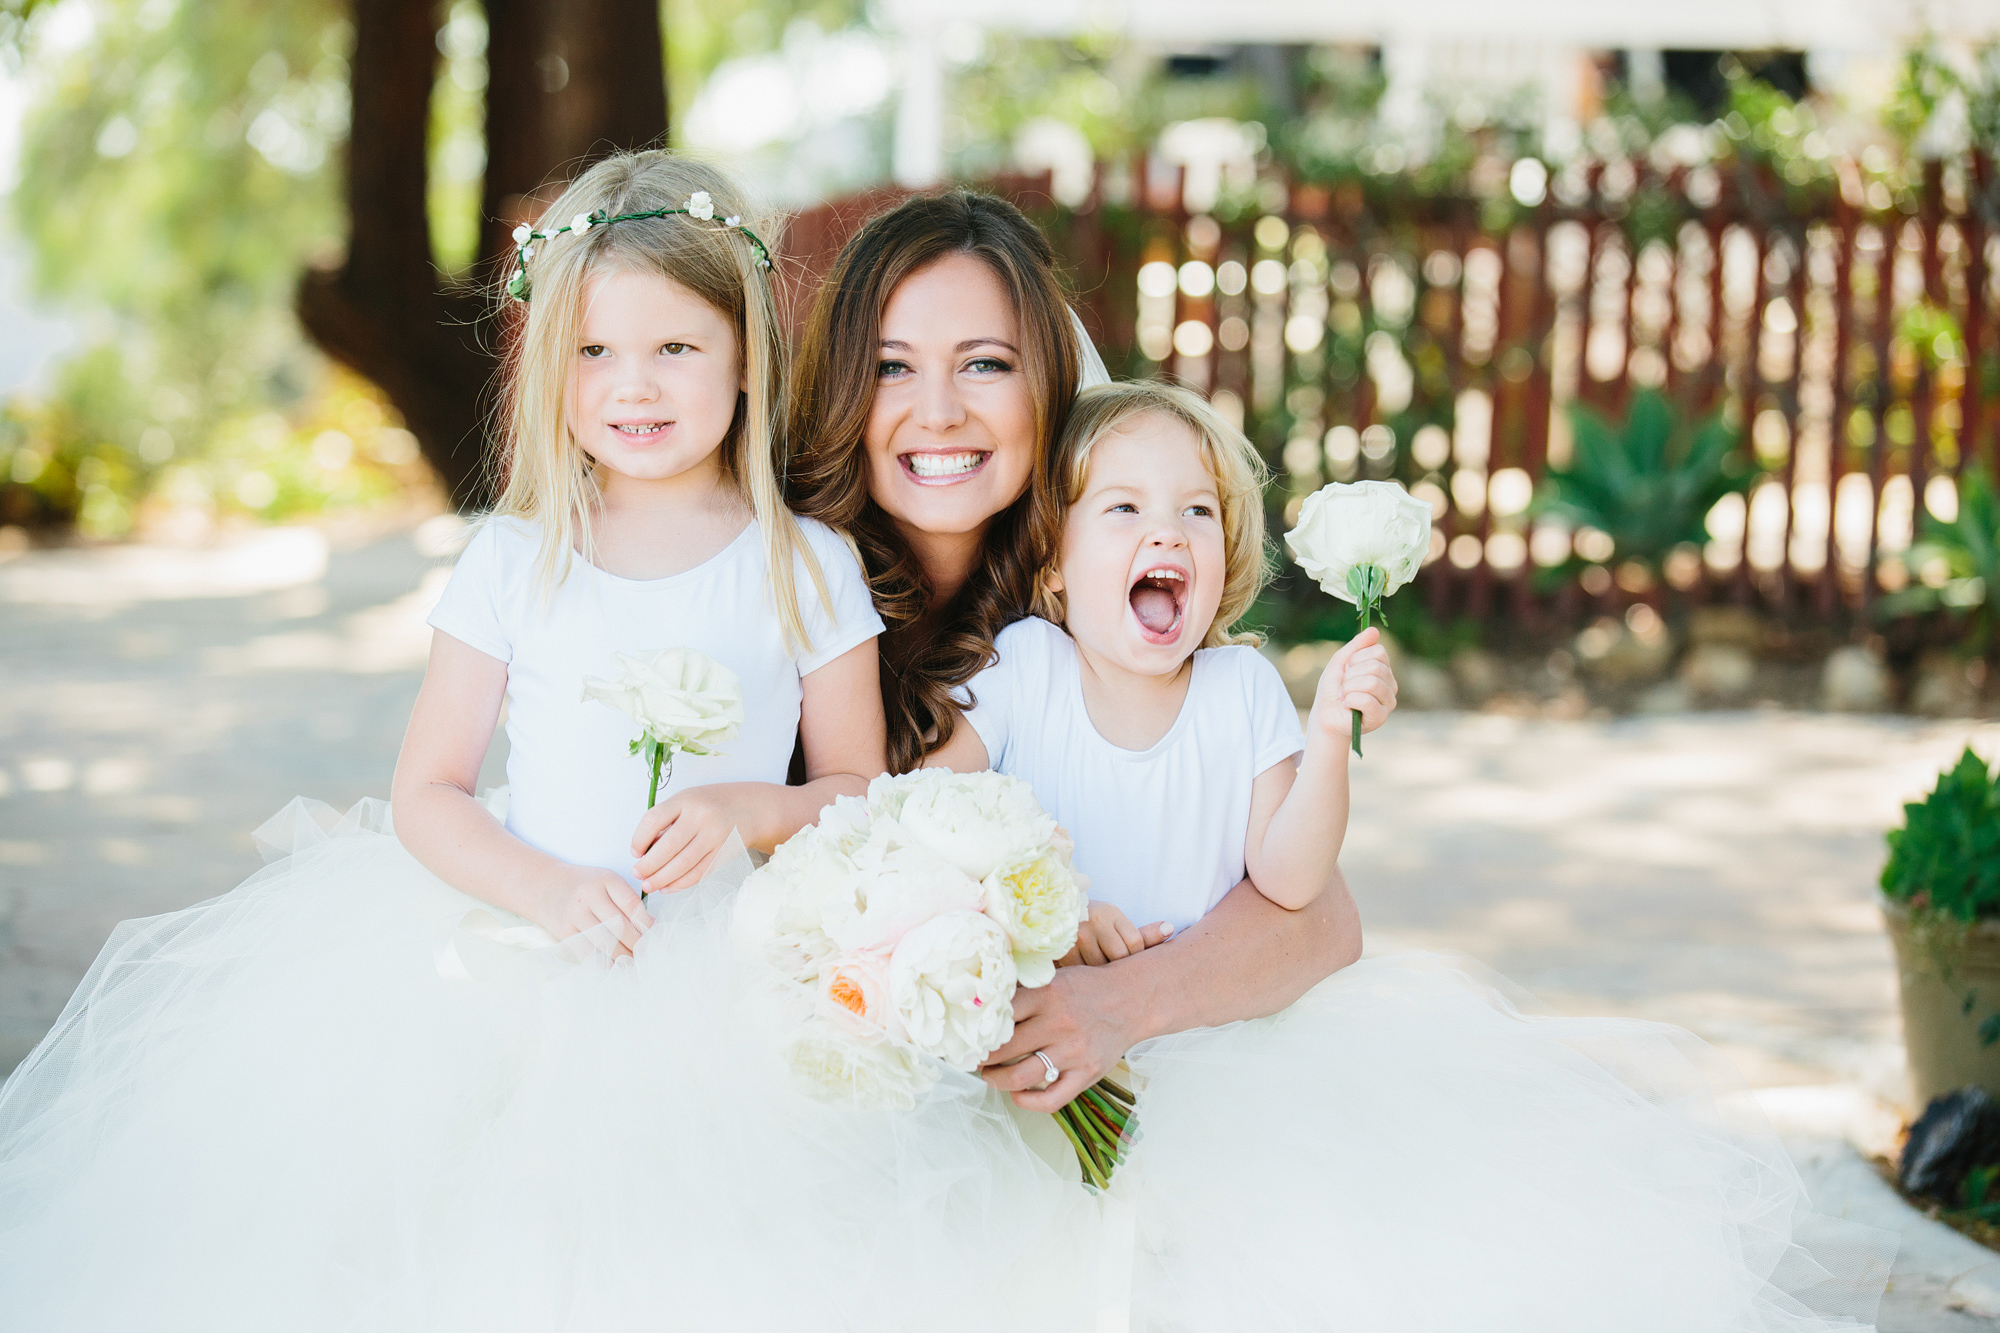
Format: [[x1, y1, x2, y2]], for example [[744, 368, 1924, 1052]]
[[0, 797, 1892, 1331]]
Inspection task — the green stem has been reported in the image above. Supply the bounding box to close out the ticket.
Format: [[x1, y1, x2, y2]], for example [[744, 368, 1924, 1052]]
[[1053, 1109, 1108, 1190], [1350, 598, 1373, 758], [647, 743, 673, 809]]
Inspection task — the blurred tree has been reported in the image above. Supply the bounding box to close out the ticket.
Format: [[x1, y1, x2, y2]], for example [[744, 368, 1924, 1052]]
[[298, 0, 666, 507]]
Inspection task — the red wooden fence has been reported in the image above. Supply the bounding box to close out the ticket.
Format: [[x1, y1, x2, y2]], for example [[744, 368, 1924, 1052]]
[[781, 152, 1999, 630]]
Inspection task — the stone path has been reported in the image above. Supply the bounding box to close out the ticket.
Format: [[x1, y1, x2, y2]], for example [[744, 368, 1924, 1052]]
[[2, 518, 1997, 1329]]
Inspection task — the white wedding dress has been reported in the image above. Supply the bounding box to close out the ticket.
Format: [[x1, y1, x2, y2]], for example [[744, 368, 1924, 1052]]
[[0, 793, 1897, 1333]]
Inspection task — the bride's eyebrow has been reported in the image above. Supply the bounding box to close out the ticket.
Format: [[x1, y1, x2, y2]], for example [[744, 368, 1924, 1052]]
[[875, 339, 1018, 354]]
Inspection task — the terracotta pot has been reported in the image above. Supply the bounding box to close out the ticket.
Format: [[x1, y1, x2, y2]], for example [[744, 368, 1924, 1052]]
[[1882, 896, 2000, 1106]]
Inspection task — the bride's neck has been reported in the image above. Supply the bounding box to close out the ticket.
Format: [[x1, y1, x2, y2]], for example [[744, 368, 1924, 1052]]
[[900, 522, 987, 613]]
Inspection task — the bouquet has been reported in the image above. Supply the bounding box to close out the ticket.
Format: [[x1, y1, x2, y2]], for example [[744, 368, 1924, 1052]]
[[736, 768, 1138, 1188], [1285, 479, 1433, 756]]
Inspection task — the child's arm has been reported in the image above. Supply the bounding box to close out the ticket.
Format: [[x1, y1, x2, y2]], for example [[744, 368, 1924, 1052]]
[[631, 638, 888, 892], [392, 631, 653, 952], [925, 719, 990, 773], [1243, 628, 1398, 910]]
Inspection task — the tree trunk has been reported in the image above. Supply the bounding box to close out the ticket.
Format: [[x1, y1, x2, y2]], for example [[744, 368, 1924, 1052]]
[[298, 0, 666, 510]]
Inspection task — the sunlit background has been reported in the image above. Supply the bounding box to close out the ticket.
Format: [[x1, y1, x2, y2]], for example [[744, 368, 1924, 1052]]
[[0, 1, 1993, 687]]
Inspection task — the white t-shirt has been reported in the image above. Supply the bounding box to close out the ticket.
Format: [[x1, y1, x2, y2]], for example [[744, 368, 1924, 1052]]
[[426, 515, 882, 885], [959, 617, 1305, 930]]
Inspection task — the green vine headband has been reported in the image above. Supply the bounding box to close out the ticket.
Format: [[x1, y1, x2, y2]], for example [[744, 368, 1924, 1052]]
[[506, 191, 773, 301]]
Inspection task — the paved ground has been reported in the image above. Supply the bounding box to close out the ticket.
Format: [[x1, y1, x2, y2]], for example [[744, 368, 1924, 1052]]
[[2, 517, 1997, 1328]]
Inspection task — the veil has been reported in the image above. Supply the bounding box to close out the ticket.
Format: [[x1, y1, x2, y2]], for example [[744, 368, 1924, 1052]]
[[1069, 307, 1112, 390]]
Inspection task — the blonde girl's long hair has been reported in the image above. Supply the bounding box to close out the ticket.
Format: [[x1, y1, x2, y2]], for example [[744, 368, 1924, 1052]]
[[490, 150, 831, 653], [1032, 381, 1272, 648]]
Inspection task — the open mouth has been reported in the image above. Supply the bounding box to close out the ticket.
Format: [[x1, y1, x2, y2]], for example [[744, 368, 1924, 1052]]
[[609, 421, 671, 441], [900, 451, 989, 484], [1128, 566, 1187, 642]]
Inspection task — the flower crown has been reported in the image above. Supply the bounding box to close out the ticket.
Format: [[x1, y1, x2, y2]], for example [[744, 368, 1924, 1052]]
[[505, 191, 773, 301]]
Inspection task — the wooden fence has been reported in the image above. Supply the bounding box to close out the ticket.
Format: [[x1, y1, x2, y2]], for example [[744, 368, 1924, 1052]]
[[783, 153, 2000, 633]]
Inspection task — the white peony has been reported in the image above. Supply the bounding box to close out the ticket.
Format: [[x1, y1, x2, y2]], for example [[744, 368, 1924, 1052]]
[[1284, 480, 1434, 606], [982, 845, 1090, 988], [580, 647, 743, 757], [824, 844, 984, 954], [891, 770, 1056, 882], [862, 769, 932, 821], [783, 1026, 936, 1110], [888, 911, 1017, 1070]]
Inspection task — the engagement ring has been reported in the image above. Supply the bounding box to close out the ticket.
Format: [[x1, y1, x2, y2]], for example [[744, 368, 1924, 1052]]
[[1034, 1050, 1060, 1088]]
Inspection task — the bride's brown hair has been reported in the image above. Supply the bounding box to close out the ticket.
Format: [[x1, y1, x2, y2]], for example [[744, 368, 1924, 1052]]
[[787, 191, 1081, 773]]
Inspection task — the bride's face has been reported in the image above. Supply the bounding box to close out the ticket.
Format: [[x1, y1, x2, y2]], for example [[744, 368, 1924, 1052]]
[[863, 254, 1038, 545]]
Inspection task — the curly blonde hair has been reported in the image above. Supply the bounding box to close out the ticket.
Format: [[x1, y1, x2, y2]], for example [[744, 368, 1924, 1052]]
[[1030, 381, 1272, 647]]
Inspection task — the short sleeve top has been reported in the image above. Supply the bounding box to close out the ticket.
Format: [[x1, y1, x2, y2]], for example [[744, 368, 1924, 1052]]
[[958, 617, 1304, 930], [426, 515, 882, 884]]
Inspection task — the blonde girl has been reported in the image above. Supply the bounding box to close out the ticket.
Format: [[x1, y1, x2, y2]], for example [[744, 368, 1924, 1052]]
[[395, 150, 886, 951]]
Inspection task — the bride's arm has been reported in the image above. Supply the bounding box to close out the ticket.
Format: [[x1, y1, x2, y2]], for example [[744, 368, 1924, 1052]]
[[980, 871, 1361, 1111]]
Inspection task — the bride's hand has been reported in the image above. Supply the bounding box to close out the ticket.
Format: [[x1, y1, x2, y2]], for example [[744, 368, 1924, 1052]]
[[1313, 626, 1399, 740], [980, 964, 1143, 1111], [536, 864, 651, 958]]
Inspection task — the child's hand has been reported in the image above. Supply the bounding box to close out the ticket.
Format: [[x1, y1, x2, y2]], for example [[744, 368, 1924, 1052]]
[[1061, 900, 1175, 967], [536, 864, 651, 958], [1312, 626, 1399, 743], [631, 785, 752, 894]]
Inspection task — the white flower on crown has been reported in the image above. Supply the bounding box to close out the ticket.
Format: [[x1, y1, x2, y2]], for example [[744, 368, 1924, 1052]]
[[570, 212, 594, 235], [520, 245, 535, 262], [724, 214, 741, 228], [687, 191, 714, 221], [511, 223, 532, 245]]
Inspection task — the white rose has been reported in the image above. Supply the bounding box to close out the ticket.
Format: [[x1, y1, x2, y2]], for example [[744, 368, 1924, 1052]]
[[580, 647, 743, 756], [686, 191, 714, 220], [1284, 480, 1434, 605], [891, 770, 1056, 882], [825, 844, 984, 954], [784, 1023, 937, 1109], [511, 223, 532, 245], [817, 949, 902, 1042], [982, 846, 1089, 988], [888, 911, 1017, 1070]]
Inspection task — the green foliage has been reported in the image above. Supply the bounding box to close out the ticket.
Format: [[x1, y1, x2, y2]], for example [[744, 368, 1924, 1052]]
[[1878, 464, 2000, 653], [1, 0, 444, 537], [1534, 390, 1755, 573], [1881, 747, 2000, 923], [664, 0, 863, 134]]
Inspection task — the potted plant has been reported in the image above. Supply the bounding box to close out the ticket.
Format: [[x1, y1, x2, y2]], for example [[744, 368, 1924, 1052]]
[[1881, 746, 2000, 1105]]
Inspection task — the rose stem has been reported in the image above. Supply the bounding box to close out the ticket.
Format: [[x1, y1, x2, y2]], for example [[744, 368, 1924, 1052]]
[[1078, 1093, 1128, 1146], [647, 745, 672, 808], [1053, 1111, 1108, 1189], [1068, 1100, 1120, 1160]]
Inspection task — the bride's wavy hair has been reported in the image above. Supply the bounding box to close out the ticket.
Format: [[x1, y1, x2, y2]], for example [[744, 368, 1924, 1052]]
[[787, 191, 1081, 773]]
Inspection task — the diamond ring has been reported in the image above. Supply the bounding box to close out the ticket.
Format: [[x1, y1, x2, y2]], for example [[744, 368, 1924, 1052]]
[[1034, 1050, 1060, 1089]]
